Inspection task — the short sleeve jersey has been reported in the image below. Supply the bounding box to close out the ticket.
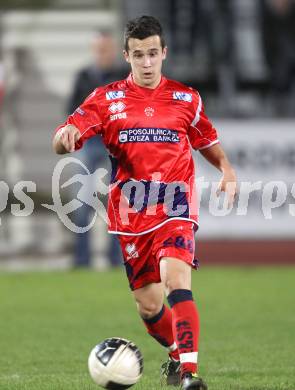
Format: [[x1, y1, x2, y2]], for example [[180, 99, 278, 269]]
[[56, 74, 219, 235]]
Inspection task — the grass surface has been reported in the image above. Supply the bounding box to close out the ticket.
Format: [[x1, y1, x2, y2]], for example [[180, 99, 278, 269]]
[[0, 267, 294, 390]]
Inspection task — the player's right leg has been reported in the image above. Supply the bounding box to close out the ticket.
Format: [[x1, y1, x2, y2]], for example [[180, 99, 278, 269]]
[[132, 283, 181, 385]]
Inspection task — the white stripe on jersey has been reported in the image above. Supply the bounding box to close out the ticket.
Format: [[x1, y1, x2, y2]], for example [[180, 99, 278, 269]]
[[108, 217, 198, 236], [198, 139, 219, 150], [191, 93, 202, 128]]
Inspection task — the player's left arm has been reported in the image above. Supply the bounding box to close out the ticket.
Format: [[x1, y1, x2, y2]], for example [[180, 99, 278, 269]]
[[200, 143, 237, 207], [188, 91, 237, 207]]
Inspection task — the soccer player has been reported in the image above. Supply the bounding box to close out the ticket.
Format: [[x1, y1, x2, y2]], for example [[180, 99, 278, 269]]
[[53, 16, 237, 390]]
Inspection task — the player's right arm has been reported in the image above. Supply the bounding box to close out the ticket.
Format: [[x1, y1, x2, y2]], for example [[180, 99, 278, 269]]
[[52, 88, 103, 155], [52, 124, 81, 154]]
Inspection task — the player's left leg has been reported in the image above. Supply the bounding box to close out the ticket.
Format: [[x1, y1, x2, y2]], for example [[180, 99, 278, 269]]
[[160, 258, 207, 390]]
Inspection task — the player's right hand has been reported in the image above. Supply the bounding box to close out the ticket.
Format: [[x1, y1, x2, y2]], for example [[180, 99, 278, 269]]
[[54, 124, 81, 153]]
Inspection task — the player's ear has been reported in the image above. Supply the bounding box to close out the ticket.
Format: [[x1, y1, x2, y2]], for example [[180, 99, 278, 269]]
[[123, 50, 130, 63], [162, 46, 167, 60]]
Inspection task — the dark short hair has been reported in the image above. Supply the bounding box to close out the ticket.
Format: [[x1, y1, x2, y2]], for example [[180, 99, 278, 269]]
[[124, 15, 166, 52]]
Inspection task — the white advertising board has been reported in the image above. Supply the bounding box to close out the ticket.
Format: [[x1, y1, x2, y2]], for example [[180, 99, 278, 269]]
[[195, 120, 295, 238]]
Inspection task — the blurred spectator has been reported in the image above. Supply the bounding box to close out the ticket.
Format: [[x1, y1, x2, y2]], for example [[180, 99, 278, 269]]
[[168, 0, 238, 115], [200, 0, 238, 115], [67, 30, 126, 268], [0, 49, 4, 191], [0, 55, 3, 140], [1, 46, 64, 254], [0, 60, 3, 109], [261, 0, 295, 116], [168, 0, 197, 58]]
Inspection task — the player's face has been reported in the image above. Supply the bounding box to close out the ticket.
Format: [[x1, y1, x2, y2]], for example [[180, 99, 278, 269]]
[[124, 35, 167, 89]]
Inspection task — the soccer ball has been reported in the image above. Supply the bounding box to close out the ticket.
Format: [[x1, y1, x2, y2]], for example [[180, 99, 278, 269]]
[[88, 337, 143, 389]]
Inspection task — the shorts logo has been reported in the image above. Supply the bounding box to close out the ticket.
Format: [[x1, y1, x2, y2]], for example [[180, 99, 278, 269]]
[[163, 236, 194, 254], [173, 92, 192, 102], [108, 101, 126, 114], [126, 243, 139, 260], [118, 128, 180, 143], [106, 90, 125, 100], [144, 107, 154, 117]]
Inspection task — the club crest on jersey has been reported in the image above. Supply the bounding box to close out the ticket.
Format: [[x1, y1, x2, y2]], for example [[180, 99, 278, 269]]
[[106, 90, 125, 100], [173, 91, 192, 102], [144, 107, 154, 117]]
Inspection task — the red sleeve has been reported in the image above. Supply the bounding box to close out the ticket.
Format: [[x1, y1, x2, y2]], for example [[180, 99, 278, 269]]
[[55, 89, 103, 150], [187, 93, 219, 150]]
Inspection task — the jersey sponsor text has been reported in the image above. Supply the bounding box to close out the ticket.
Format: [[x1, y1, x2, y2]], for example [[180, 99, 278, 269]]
[[118, 128, 180, 143]]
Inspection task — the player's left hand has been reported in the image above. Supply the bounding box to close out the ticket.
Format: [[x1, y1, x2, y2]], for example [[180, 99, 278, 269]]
[[217, 169, 237, 208]]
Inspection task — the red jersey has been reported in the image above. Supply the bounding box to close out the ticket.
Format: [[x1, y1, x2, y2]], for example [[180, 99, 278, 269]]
[[56, 74, 219, 235]]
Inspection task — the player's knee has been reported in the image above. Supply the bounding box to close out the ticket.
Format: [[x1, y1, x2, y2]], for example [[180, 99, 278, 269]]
[[136, 300, 161, 320], [161, 257, 191, 294], [164, 273, 190, 294]]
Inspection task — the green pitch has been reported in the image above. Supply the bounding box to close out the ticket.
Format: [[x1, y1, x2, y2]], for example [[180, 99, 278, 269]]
[[0, 267, 294, 390]]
